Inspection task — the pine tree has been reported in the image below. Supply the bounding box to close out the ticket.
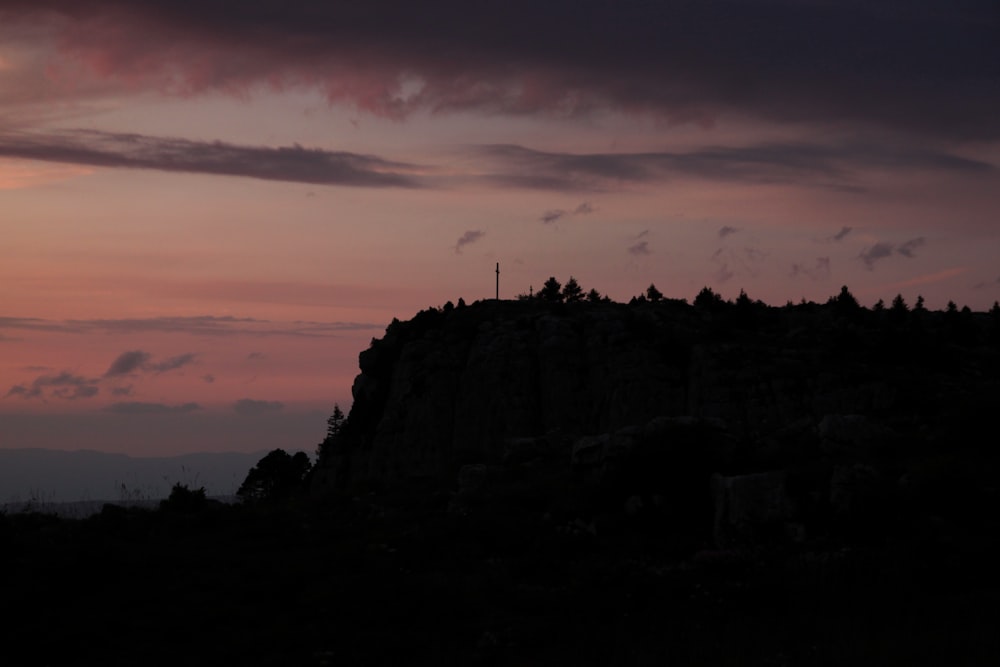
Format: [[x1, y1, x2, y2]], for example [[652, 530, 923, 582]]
[[562, 276, 584, 302], [539, 276, 563, 302], [317, 404, 346, 460]]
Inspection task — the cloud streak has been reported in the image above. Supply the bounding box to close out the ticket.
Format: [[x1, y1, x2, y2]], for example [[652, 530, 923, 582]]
[[475, 142, 993, 193], [0, 130, 991, 195], [0, 130, 422, 188], [0, 315, 381, 338]]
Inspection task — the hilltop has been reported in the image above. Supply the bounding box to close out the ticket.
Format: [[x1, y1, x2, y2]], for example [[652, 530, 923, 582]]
[[312, 287, 1000, 545]]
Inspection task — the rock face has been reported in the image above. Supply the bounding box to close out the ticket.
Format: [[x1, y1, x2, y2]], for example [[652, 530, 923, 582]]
[[313, 296, 1000, 544]]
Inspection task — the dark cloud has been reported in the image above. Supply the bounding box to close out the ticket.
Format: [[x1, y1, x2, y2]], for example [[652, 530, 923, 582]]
[[5, 371, 100, 400], [859, 237, 927, 270], [859, 242, 895, 270], [628, 241, 650, 256], [540, 210, 566, 224], [0, 130, 422, 188], [106, 401, 203, 415], [5, 1, 999, 141], [454, 229, 486, 254], [896, 237, 927, 258], [104, 350, 152, 377], [0, 316, 82, 334], [148, 353, 197, 373], [59, 385, 99, 400], [104, 350, 196, 378], [233, 398, 285, 416], [790, 257, 832, 281], [541, 201, 597, 224], [0, 315, 381, 338], [5, 385, 33, 399], [201, 374, 215, 384], [477, 142, 992, 193], [830, 226, 853, 242], [718, 226, 739, 239]]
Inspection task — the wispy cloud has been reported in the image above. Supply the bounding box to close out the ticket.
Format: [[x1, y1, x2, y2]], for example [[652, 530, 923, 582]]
[[104, 350, 152, 377], [6, 371, 100, 401], [454, 229, 486, 254], [896, 237, 926, 258], [476, 142, 993, 192], [830, 226, 853, 242], [148, 353, 197, 373], [718, 226, 739, 239], [628, 241, 650, 256], [104, 350, 197, 377], [859, 237, 927, 270], [0, 130, 423, 188], [0, 315, 381, 338], [539, 201, 596, 224]]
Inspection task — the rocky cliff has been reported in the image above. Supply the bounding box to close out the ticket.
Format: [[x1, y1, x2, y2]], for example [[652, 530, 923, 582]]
[[313, 295, 1000, 544]]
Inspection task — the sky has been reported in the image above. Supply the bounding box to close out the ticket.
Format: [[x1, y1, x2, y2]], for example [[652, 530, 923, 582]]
[[1, 0, 999, 456]]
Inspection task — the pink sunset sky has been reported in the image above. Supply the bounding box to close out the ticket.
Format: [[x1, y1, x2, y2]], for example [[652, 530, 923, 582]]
[[2, 0, 999, 456]]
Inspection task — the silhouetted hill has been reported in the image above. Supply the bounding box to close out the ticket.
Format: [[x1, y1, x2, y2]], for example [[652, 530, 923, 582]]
[[314, 296, 999, 525], [4, 292, 1000, 665]]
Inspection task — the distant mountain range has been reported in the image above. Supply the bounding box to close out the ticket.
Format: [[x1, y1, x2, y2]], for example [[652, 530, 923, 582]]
[[0, 448, 301, 510]]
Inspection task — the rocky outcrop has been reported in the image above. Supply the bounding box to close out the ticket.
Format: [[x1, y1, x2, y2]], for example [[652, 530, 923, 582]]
[[312, 297, 1000, 546]]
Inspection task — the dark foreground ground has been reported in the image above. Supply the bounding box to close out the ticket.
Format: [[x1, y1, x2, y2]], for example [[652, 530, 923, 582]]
[[3, 465, 999, 667]]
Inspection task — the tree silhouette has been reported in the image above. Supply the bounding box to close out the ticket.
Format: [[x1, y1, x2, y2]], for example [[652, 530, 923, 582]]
[[237, 449, 312, 505], [694, 286, 724, 308], [835, 285, 859, 310], [160, 483, 208, 513], [562, 276, 584, 302], [646, 284, 663, 302], [587, 288, 603, 303], [317, 404, 346, 461], [539, 276, 563, 302]]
